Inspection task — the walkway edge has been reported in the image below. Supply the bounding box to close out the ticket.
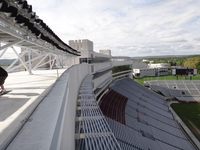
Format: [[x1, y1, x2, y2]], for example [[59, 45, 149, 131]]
[[1, 81, 56, 150]]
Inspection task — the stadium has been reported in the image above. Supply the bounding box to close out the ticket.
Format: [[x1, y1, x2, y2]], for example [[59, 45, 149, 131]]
[[0, 0, 199, 150]]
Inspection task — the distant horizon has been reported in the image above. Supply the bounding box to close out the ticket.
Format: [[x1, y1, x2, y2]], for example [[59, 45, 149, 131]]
[[2, 51, 200, 59], [130, 53, 200, 58]]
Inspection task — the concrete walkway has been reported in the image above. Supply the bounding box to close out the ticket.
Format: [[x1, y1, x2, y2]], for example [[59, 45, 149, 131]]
[[0, 69, 65, 150]]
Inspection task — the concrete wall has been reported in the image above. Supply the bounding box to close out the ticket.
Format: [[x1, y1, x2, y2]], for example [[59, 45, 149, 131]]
[[93, 71, 112, 90], [93, 62, 112, 72], [6, 64, 90, 150], [140, 68, 156, 77], [58, 64, 90, 150], [112, 60, 133, 67]]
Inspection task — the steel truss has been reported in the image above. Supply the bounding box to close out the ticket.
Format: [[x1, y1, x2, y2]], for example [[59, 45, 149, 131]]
[[0, 13, 76, 74]]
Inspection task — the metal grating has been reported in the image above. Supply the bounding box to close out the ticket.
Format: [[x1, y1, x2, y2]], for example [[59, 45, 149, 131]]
[[75, 76, 121, 150]]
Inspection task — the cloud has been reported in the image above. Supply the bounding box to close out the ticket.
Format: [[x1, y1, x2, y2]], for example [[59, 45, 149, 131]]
[[27, 0, 200, 56]]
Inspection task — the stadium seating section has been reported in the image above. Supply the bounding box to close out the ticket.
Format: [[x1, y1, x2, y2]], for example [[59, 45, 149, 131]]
[[99, 78, 196, 150], [147, 80, 200, 102]]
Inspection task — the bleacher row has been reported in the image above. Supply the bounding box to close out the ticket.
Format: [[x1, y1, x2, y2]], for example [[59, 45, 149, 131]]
[[147, 80, 200, 102], [75, 76, 121, 150], [99, 89, 127, 124], [104, 78, 195, 150], [0, 0, 80, 55]]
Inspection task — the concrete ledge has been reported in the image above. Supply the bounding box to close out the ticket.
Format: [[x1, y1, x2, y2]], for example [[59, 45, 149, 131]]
[[0, 84, 54, 150], [6, 72, 69, 150], [0, 69, 65, 150], [6, 64, 90, 150]]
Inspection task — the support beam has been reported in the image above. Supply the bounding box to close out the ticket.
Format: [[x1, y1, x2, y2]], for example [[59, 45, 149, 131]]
[[35, 59, 55, 69], [0, 40, 23, 51], [0, 48, 8, 58], [49, 55, 52, 70], [7, 52, 49, 73], [56, 55, 65, 68], [28, 49, 33, 74], [50, 56, 56, 70], [32, 54, 49, 70], [6, 51, 26, 72], [11, 46, 30, 74]]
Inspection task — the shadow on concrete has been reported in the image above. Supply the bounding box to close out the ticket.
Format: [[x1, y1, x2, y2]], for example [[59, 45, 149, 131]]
[[0, 97, 29, 121], [6, 79, 53, 86], [7, 93, 40, 96], [8, 86, 48, 90]]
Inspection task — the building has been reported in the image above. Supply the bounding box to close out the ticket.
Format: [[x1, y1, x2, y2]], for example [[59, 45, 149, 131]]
[[172, 68, 197, 75], [133, 68, 156, 77], [132, 61, 170, 77], [148, 63, 170, 68], [69, 39, 94, 63], [99, 49, 111, 57], [68, 39, 93, 52]]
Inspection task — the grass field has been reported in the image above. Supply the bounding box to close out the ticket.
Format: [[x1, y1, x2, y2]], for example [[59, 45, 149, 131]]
[[171, 103, 200, 141], [134, 75, 200, 85]]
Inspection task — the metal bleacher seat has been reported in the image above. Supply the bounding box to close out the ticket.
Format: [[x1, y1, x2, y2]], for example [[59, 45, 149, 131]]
[[148, 80, 200, 102], [104, 78, 196, 150]]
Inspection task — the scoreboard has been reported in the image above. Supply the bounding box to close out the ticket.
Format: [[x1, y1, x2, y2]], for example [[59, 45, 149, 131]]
[[172, 68, 197, 75]]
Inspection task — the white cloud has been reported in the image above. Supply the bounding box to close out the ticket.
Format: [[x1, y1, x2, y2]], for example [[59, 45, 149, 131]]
[[27, 0, 200, 56]]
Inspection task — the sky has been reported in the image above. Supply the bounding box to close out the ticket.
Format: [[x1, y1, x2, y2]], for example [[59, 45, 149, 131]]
[[27, 0, 200, 57]]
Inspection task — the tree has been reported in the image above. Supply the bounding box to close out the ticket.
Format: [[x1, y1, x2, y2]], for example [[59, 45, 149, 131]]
[[183, 57, 200, 69], [182, 56, 200, 74]]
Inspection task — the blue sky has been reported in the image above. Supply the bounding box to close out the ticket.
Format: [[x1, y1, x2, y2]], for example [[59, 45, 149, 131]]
[[27, 0, 200, 57]]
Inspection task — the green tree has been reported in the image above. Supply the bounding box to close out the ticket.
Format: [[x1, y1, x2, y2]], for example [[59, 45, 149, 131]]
[[183, 57, 200, 69]]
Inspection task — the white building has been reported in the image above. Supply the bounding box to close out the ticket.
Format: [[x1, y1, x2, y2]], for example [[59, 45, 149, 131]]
[[133, 68, 156, 77], [69, 39, 112, 96], [99, 49, 111, 57], [69, 39, 112, 64], [69, 39, 94, 63], [133, 61, 170, 77], [148, 63, 170, 69], [69, 39, 93, 54]]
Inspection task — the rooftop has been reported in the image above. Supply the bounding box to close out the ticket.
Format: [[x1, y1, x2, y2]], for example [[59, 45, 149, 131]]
[[0, 69, 65, 149]]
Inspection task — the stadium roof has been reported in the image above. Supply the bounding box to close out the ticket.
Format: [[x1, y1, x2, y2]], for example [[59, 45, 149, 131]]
[[0, 0, 80, 56]]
